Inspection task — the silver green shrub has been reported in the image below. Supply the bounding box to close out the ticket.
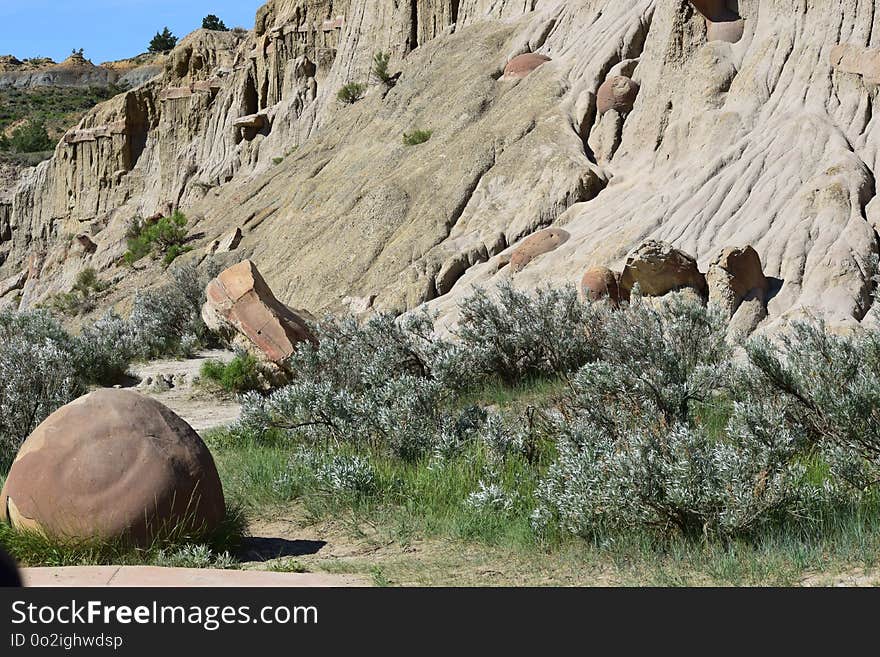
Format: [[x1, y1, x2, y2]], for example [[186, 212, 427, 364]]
[[127, 262, 215, 358], [237, 310, 484, 459], [533, 293, 822, 539], [453, 283, 605, 384], [742, 321, 880, 486], [0, 311, 85, 467]]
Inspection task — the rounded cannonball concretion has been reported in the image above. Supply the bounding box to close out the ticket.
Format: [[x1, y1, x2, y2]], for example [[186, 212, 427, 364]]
[[0, 389, 225, 546]]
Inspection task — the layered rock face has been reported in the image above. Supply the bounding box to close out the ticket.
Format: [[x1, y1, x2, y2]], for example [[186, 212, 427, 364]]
[[1, 0, 879, 335]]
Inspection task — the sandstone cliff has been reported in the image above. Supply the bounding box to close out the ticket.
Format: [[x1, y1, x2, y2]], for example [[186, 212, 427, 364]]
[[1, 0, 879, 333]]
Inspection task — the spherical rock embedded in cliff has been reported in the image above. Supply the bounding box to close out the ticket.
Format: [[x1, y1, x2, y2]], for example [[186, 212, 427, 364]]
[[0, 389, 225, 546], [580, 266, 625, 305], [502, 53, 551, 80], [509, 228, 570, 273], [620, 240, 708, 298], [597, 76, 640, 115]]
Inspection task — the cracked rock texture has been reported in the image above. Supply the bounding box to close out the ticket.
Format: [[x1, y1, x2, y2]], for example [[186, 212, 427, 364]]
[[0, 0, 878, 334]]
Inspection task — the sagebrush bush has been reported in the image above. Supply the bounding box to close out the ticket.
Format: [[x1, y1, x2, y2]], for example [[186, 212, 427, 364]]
[[454, 283, 604, 385], [533, 293, 827, 539], [127, 262, 216, 358], [236, 311, 483, 459]]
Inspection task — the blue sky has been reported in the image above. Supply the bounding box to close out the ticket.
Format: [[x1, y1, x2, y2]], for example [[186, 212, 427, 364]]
[[0, 0, 264, 64]]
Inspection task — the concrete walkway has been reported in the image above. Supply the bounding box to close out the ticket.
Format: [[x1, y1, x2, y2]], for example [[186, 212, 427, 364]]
[[22, 566, 368, 587]]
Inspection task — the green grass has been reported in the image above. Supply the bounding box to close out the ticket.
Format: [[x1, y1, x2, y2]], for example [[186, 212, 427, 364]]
[[0, 504, 247, 569], [200, 353, 264, 393]]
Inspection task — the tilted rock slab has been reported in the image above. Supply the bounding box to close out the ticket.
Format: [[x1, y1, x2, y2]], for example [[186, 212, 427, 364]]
[[0, 389, 225, 546], [202, 259, 314, 364]]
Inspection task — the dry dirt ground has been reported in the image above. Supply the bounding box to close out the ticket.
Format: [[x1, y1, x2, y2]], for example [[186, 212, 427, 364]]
[[130, 350, 241, 432], [133, 354, 880, 587]]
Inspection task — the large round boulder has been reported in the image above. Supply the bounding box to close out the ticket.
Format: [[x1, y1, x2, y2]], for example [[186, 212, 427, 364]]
[[503, 53, 551, 80], [0, 389, 225, 546], [620, 240, 708, 297], [580, 266, 625, 305], [597, 76, 640, 115], [509, 228, 570, 273]]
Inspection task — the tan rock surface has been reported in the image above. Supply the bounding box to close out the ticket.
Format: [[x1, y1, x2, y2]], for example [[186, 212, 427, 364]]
[[0, 0, 877, 335], [620, 240, 707, 298]]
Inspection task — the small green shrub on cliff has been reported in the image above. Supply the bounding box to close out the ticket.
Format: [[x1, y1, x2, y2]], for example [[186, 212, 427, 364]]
[[337, 82, 366, 105], [403, 129, 432, 146], [124, 211, 192, 266], [371, 52, 395, 88], [42, 267, 111, 316]]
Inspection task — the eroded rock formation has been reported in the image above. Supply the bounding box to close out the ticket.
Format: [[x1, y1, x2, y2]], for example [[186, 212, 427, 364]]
[[0, 0, 877, 338]]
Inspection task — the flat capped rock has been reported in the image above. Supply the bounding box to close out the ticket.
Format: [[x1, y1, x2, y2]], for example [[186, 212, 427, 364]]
[[0, 389, 225, 546]]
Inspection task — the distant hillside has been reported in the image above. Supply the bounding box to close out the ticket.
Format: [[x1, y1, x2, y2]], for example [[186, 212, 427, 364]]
[[0, 52, 164, 90]]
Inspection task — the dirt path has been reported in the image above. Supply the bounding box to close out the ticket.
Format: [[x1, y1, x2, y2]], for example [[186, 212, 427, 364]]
[[127, 350, 241, 432]]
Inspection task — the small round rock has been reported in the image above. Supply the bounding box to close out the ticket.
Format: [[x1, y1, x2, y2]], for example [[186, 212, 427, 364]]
[[503, 53, 552, 79], [597, 76, 640, 115]]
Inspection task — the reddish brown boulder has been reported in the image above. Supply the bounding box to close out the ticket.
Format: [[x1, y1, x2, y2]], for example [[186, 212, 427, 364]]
[[597, 76, 640, 115], [0, 389, 224, 546], [580, 267, 625, 305], [503, 53, 551, 80], [509, 228, 570, 273], [620, 240, 708, 297], [202, 260, 314, 364]]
